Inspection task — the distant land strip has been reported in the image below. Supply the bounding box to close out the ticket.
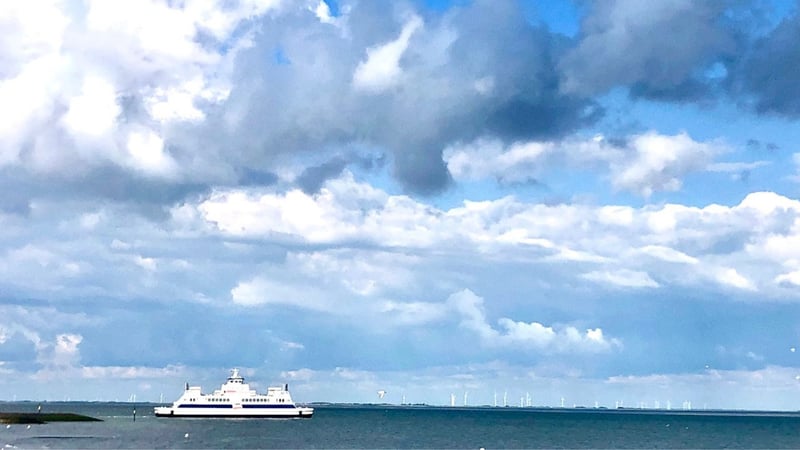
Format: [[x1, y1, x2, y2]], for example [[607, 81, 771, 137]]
[[0, 413, 102, 424]]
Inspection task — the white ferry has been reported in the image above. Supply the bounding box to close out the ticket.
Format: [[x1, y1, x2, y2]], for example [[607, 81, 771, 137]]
[[154, 369, 314, 418]]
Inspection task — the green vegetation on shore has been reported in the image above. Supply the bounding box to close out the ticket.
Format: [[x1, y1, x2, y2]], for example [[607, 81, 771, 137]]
[[0, 412, 102, 424]]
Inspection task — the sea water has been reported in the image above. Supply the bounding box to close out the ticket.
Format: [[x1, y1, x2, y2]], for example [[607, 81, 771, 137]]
[[3, 402, 800, 448]]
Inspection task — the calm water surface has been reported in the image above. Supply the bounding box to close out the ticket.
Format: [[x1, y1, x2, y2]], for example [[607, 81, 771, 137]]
[[3, 402, 800, 448]]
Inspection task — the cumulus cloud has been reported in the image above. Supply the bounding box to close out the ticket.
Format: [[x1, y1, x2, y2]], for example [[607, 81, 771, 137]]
[[0, 0, 607, 206], [444, 131, 727, 197], [227, 274, 618, 354], [559, 0, 737, 99], [444, 138, 553, 184], [446, 289, 620, 352], [609, 132, 724, 197], [0, 0, 284, 202], [209, 0, 600, 195], [191, 173, 800, 297]]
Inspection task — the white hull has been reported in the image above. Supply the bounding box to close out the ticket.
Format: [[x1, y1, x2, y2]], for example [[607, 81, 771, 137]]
[[154, 405, 314, 418]]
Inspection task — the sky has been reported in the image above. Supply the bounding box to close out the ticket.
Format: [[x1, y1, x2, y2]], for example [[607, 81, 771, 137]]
[[3, 0, 800, 410]]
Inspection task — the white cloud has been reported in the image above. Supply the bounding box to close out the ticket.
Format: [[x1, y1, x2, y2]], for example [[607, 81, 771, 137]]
[[0, 0, 67, 72], [84, 0, 215, 64], [775, 270, 800, 287], [230, 277, 327, 310], [61, 75, 121, 138], [582, 269, 660, 288], [444, 131, 725, 197], [313, 0, 335, 24], [0, 54, 65, 167], [353, 15, 423, 92], [192, 174, 800, 299], [444, 138, 552, 183], [447, 289, 620, 352], [637, 245, 698, 264], [126, 129, 176, 177], [610, 132, 723, 197], [715, 267, 755, 291], [738, 190, 800, 217], [144, 78, 210, 123], [32, 333, 83, 376], [0, 0, 286, 177]]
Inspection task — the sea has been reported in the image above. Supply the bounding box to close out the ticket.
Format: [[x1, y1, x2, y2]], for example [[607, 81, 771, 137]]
[[3, 402, 800, 449]]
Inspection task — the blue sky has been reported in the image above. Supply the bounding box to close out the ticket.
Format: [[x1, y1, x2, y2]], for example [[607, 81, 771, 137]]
[[3, 0, 800, 410]]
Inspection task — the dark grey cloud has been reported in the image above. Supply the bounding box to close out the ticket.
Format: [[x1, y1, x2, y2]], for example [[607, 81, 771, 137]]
[[628, 78, 714, 103], [295, 153, 385, 194], [730, 11, 800, 116], [238, 168, 279, 187], [205, 0, 599, 195], [0, 166, 210, 222], [746, 138, 780, 153], [296, 157, 348, 194], [559, 0, 740, 100]]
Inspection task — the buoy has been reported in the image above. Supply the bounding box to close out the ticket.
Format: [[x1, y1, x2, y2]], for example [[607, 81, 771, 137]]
[[184, 433, 189, 439], [26, 425, 31, 429]]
